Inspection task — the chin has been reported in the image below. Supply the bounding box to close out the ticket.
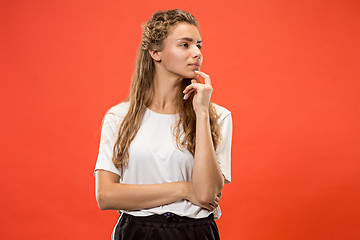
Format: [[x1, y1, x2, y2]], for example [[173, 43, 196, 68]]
[[182, 71, 197, 79]]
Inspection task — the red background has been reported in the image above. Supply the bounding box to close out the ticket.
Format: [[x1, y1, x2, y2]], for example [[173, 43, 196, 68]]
[[1, 0, 359, 239]]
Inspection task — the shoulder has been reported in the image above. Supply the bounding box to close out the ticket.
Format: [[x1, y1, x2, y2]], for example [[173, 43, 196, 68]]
[[212, 103, 231, 122], [101, 101, 130, 129], [106, 101, 130, 118]]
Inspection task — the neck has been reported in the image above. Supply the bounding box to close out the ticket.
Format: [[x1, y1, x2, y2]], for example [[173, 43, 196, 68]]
[[149, 69, 182, 114]]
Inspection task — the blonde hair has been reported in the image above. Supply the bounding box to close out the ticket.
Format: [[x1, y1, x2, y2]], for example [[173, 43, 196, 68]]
[[112, 9, 221, 173]]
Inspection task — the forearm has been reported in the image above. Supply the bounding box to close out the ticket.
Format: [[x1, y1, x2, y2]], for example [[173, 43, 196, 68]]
[[192, 112, 224, 204], [96, 171, 187, 210]]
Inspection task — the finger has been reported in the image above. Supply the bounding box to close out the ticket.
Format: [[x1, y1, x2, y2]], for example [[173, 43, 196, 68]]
[[183, 86, 191, 95], [195, 71, 211, 86], [183, 86, 195, 96], [209, 202, 218, 210], [183, 83, 200, 95], [192, 77, 201, 84], [203, 204, 213, 211], [205, 205, 213, 211], [183, 89, 195, 100]]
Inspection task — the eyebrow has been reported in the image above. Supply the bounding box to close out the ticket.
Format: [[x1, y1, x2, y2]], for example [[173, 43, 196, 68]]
[[177, 37, 202, 44]]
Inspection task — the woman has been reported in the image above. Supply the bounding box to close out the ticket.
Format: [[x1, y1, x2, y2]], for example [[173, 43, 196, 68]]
[[95, 9, 232, 240]]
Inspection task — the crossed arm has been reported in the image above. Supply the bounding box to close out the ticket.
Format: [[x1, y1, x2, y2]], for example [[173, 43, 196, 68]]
[[95, 71, 225, 212], [95, 170, 223, 211], [95, 111, 224, 211]]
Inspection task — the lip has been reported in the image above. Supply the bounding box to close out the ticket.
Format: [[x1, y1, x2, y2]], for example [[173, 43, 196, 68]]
[[188, 63, 200, 68]]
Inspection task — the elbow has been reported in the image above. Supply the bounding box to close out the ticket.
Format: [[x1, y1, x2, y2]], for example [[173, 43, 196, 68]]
[[195, 189, 221, 205], [96, 191, 111, 210], [197, 194, 216, 206], [195, 183, 224, 205]]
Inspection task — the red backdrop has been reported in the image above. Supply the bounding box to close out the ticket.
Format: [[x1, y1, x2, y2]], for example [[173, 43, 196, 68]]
[[1, 0, 359, 239]]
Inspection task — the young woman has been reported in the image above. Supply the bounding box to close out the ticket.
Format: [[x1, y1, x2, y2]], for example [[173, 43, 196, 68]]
[[94, 9, 232, 240]]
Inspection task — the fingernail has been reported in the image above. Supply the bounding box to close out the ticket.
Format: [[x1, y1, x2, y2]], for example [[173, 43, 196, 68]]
[[183, 94, 186, 100]]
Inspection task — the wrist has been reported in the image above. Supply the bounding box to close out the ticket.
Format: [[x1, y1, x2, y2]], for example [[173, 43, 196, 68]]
[[195, 110, 209, 119], [176, 182, 188, 200], [180, 182, 190, 200]]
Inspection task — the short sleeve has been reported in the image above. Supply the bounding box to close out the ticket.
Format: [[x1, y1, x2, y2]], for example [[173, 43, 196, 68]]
[[216, 113, 233, 184], [94, 113, 121, 176]]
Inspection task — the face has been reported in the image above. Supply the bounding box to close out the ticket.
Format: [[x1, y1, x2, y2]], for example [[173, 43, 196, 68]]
[[158, 22, 203, 79]]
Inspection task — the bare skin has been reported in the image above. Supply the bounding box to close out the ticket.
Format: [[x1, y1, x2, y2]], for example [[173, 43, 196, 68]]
[[95, 170, 221, 211], [95, 22, 224, 212], [183, 71, 225, 204]]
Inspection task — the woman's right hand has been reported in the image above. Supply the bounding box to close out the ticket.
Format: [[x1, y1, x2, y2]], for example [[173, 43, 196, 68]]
[[183, 182, 222, 211]]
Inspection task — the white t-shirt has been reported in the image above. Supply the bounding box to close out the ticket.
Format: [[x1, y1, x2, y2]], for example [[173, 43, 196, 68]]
[[95, 101, 232, 219]]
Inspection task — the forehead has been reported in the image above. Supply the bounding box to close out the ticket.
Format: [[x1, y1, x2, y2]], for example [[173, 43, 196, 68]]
[[166, 23, 201, 42]]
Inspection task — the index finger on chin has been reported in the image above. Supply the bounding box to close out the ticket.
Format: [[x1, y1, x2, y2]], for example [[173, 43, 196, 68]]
[[195, 71, 211, 86]]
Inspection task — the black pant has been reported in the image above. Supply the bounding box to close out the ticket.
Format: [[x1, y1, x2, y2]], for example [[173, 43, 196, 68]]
[[112, 213, 220, 240]]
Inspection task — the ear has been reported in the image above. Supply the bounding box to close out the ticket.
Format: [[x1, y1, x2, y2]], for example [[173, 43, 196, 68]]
[[149, 49, 161, 62]]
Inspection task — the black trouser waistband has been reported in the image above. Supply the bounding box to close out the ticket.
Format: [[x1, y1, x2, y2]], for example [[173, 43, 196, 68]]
[[121, 212, 214, 224]]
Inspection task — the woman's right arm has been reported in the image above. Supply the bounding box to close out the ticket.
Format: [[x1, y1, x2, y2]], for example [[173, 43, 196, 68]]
[[95, 170, 218, 211], [95, 170, 187, 210], [95, 111, 219, 211]]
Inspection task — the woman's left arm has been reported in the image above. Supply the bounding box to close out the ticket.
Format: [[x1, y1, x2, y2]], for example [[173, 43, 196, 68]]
[[183, 71, 225, 205]]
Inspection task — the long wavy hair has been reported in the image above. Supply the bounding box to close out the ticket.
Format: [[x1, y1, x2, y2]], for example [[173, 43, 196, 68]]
[[112, 9, 221, 173]]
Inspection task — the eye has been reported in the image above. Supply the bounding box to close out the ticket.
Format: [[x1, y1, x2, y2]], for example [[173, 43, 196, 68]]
[[180, 42, 189, 48], [197, 44, 202, 50]]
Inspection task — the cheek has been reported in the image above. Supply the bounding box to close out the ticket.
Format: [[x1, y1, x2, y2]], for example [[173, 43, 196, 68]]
[[165, 49, 185, 64]]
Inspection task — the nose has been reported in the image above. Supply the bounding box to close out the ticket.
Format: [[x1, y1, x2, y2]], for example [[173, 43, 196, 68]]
[[192, 46, 202, 59]]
